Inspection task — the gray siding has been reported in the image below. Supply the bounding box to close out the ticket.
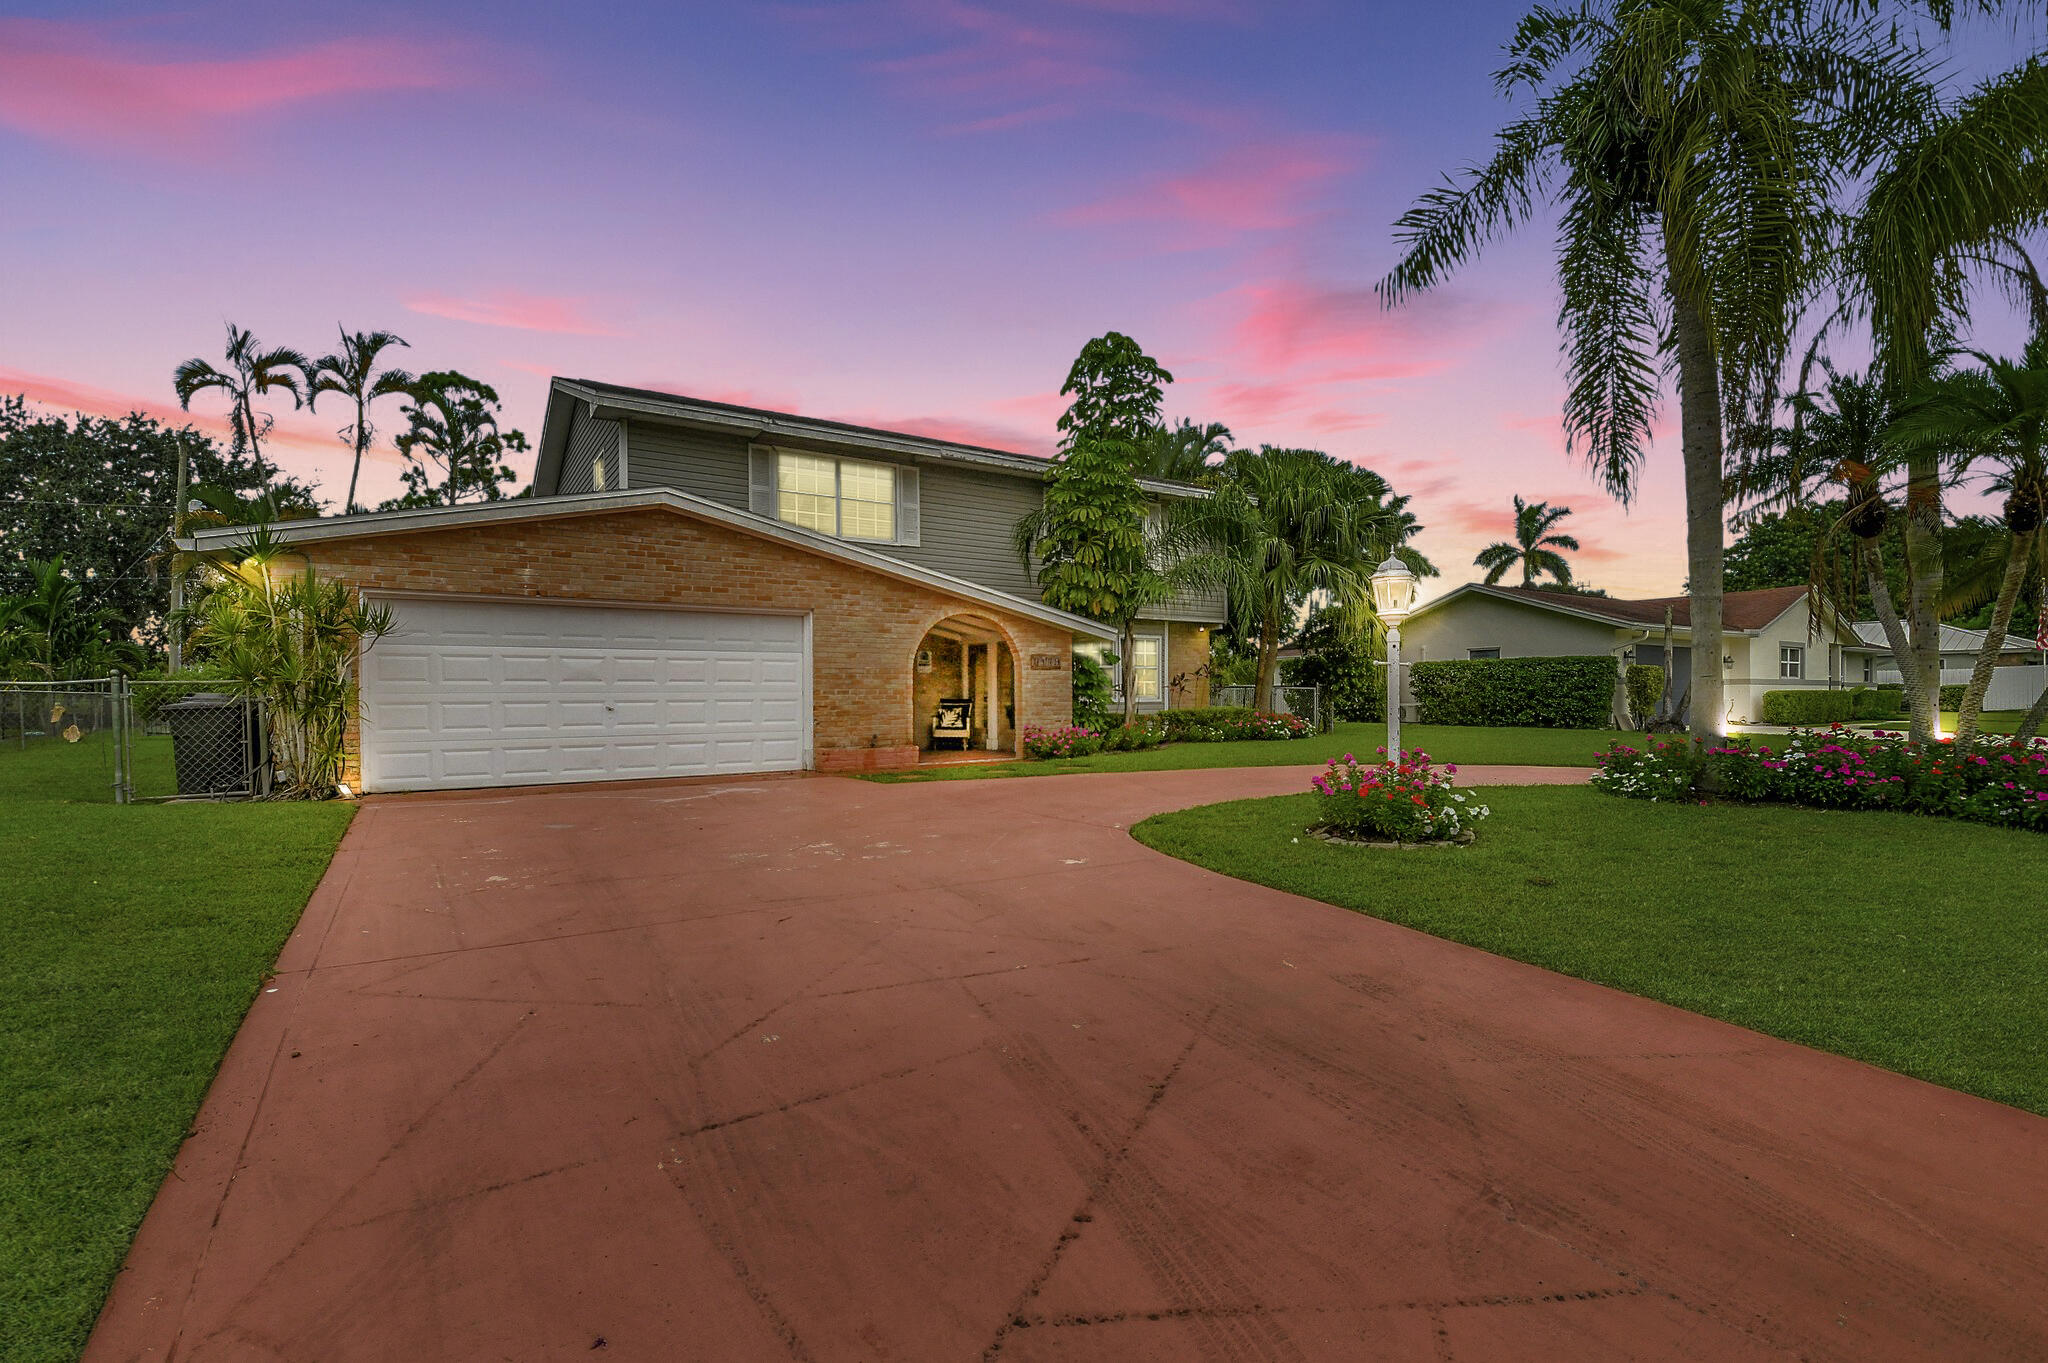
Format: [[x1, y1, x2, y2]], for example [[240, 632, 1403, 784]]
[[558, 407, 622, 495], [624, 420, 752, 508], [1398, 593, 1623, 713], [616, 416, 1224, 624]]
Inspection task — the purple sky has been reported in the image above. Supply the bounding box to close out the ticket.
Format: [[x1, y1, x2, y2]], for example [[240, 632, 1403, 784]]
[[1, 2, 2034, 599]]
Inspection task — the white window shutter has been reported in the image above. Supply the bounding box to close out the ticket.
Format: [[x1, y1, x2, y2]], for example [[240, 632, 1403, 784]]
[[748, 445, 776, 517], [896, 465, 920, 546]]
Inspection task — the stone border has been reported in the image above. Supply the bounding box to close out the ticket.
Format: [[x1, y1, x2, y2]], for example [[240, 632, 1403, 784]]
[[1309, 826, 1474, 851]]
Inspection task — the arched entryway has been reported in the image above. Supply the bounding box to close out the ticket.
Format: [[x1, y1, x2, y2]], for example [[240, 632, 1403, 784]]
[[911, 613, 1020, 759]]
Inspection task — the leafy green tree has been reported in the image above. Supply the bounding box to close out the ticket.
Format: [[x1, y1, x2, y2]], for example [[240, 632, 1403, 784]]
[[173, 323, 308, 465], [1890, 337, 2048, 740], [307, 328, 414, 514], [1175, 447, 1432, 712], [1281, 606, 1383, 721], [1013, 333, 1174, 722], [1142, 418, 1232, 483], [1381, 1, 1908, 735], [0, 397, 310, 654], [1474, 496, 1578, 586], [387, 371, 527, 509]]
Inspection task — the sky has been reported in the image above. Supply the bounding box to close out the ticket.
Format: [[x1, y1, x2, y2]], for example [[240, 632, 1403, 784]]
[[0, 1, 2039, 600]]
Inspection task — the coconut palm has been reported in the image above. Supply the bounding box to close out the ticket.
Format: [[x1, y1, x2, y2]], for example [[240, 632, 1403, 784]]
[[173, 324, 308, 466], [1171, 447, 1433, 712], [1475, 496, 1579, 587], [306, 328, 414, 514], [1142, 418, 1232, 483], [1889, 336, 2048, 741], [1379, 0, 1914, 735], [1849, 51, 2048, 740]]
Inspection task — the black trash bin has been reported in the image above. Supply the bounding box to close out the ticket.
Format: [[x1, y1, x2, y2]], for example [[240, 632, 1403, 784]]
[[161, 692, 257, 796]]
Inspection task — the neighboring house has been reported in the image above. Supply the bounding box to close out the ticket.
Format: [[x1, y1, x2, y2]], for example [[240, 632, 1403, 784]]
[[1846, 620, 2047, 712], [180, 378, 1223, 793], [1396, 583, 1866, 726]]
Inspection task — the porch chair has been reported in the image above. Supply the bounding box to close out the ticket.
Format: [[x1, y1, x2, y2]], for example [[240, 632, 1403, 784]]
[[930, 698, 974, 751]]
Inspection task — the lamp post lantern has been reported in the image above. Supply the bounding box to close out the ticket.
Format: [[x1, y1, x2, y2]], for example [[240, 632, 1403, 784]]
[[1371, 555, 1418, 756]]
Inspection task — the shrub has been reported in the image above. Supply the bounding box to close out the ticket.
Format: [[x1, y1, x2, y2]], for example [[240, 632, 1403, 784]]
[[1157, 706, 1315, 743], [1409, 655, 1616, 728], [1758, 689, 1855, 725], [1021, 725, 1103, 759], [1072, 651, 1115, 729], [1941, 683, 1968, 711], [1876, 683, 1905, 714], [1589, 726, 2048, 831], [1311, 748, 1492, 842], [1282, 609, 1384, 721], [1100, 720, 1162, 752], [1624, 664, 1665, 728]]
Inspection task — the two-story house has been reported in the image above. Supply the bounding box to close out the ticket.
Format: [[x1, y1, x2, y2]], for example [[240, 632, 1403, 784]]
[[180, 377, 1224, 792]]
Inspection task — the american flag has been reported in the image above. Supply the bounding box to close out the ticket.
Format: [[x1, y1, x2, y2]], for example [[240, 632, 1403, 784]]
[[2037, 598, 2048, 652]]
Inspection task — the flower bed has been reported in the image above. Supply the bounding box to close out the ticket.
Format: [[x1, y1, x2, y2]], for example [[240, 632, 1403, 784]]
[[1591, 726, 2048, 831], [1310, 748, 1491, 844], [1158, 707, 1317, 743], [1021, 721, 1165, 759]]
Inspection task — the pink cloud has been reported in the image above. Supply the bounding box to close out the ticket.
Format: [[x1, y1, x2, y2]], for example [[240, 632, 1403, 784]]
[[829, 409, 1053, 456], [1058, 137, 1361, 247], [0, 20, 479, 154], [403, 291, 623, 337], [1, 366, 357, 465]]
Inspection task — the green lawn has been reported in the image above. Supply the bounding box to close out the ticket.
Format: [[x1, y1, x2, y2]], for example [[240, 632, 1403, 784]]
[[1, 736, 354, 1363], [1134, 787, 2048, 1116], [863, 721, 1620, 782]]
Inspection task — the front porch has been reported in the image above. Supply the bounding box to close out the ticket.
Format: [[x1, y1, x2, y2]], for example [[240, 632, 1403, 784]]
[[913, 615, 1017, 756]]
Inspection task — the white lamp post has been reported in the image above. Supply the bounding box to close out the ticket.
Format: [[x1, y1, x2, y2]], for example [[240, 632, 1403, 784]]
[[1371, 555, 1418, 756]]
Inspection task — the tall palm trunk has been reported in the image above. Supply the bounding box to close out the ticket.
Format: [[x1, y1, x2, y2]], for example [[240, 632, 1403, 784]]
[[1862, 546, 1926, 720], [1953, 530, 2033, 743], [1671, 289, 1727, 737], [346, 397, 369, 514], [1902, 452, 1945, 742], [1120, 620, 1138, 726], [1255, 608, 1283, 714]]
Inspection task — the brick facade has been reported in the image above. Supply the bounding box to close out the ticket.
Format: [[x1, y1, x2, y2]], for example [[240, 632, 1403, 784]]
[[303, 506, 1076, 782], [1163, 621, 1213, 709]]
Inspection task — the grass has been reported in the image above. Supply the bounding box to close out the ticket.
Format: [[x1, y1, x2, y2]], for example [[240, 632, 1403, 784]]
[[1, 734, 354, 1363], [862, 721, 1621, 782], [1134, 787, 2048, 1116]]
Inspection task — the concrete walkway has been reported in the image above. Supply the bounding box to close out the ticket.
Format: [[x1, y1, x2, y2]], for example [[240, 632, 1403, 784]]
[[86, 764, 2048, 1361]]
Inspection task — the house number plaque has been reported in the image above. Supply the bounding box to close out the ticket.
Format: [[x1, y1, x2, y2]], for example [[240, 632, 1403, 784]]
[[1029, 654, 1064, 671]]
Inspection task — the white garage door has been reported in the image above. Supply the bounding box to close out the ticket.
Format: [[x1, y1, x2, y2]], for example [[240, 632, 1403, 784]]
[[359, 597, 808, 792]]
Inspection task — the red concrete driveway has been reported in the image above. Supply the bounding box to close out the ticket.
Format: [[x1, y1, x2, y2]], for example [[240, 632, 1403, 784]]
[[89, 765, 2048, 1362]]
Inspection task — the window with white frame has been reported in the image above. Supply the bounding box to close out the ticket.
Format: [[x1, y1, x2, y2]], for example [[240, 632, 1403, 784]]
[[1779, 644, 1804, 679], [1468, 647, 1500, 660], [1083, 636, 1164, 702], [776, 451, 896, 541]]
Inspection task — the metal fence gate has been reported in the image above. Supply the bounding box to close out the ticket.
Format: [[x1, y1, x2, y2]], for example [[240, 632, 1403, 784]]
[[1210, 683, 1331, 731], [1, 676, 267, 804]]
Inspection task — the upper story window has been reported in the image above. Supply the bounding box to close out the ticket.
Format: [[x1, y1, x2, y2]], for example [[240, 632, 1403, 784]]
[[775, 451, 896, 542], [1779, 644, 1804, 679]]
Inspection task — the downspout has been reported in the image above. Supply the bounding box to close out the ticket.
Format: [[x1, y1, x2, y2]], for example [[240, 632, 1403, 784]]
[[1613, 629, 1654, 729]]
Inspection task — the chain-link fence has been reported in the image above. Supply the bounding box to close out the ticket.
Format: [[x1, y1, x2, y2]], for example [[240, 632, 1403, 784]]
[[1210, 683, 1330, 731], [1, 676, 267, 803]]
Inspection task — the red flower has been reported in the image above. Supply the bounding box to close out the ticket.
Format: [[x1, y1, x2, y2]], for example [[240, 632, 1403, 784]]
[[1410, 794, 1425, 805]]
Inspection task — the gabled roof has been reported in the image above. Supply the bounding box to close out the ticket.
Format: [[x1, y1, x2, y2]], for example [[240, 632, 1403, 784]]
[[1408, 582, 1838, 636], [174, 488, 1117, 642], [534, 377, 1212, 501], [1850, 620, 2044, 654]]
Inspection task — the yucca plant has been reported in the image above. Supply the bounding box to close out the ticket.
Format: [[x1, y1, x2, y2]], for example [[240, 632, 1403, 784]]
[[185, 530, 393, 797]]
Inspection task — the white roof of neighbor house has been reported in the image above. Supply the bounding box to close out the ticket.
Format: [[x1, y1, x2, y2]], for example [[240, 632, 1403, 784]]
[[1850, 621, 2043, 654], [175, 487, 1117, 643]]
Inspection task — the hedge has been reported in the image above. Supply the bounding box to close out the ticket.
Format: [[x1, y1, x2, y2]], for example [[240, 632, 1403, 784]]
[[1623, 664, 1665, 726], [1409, 655, 1616, 729], [1759, 689, 1855, 725]]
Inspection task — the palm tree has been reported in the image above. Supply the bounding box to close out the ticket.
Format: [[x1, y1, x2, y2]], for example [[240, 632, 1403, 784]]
[[173, 324, 308, 467], [1850, 50, 2048, 741], [1889, 337, 2048, 741], [1142, 418, 1232, 483], [306, 328, 413, 514], [1475, 496, 1579, 587], [1379, 1, 1911, 735], [1172, 447, 1434, 712]]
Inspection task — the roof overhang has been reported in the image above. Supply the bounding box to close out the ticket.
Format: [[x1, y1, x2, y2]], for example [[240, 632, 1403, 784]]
[[1407, 582, 1724, 636], [176, 488, 1117, 643], [534, 377, 1210, 501]]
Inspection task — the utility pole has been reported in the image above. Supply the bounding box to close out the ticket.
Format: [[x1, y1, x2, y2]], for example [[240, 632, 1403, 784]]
[[168, 433, 190, 672]]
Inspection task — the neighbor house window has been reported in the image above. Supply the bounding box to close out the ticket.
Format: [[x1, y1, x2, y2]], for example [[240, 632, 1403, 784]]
[[777, 451, 895, 541], [1468, 648, 1500, 660], [1780, 644, 1804, 679]]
